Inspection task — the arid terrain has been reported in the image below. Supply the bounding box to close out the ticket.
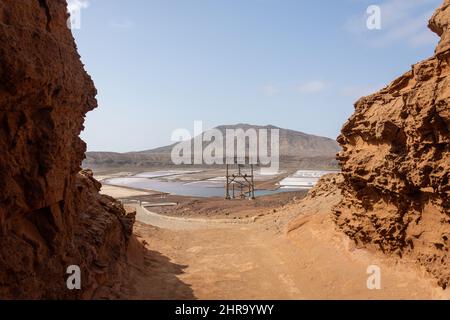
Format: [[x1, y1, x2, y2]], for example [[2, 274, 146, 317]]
[[116, 175, 449, 300], [96, 167, 310, 219], [99, 0, 450, 299], [0, 0, 448, 300]]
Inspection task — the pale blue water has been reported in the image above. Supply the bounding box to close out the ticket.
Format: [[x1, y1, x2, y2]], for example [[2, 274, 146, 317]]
[[104, 177, 303, 198]]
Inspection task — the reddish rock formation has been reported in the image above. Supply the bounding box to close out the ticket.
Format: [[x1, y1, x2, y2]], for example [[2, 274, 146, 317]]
[[288, 174, 343, 233], [335, 1, 450, 288], [0, 0, 134, 298]]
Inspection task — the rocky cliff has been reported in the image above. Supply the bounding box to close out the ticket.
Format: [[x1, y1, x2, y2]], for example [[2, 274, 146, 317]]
[[335, 0, 450, 288], [0, 0, 134, 298]]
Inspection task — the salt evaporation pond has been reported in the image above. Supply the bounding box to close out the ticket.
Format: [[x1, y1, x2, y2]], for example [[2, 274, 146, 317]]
[[103, 176, 299, 198], [134, 170, 202, 179], [279, 170, 340, 189], [103, 170, 339, 198]]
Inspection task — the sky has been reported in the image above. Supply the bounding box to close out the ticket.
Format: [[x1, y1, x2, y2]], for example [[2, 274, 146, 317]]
[[68, 0, 442, 152]]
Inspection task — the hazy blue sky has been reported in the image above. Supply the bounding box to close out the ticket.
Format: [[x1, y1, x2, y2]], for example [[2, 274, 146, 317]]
[[69, 0, 441, 152]]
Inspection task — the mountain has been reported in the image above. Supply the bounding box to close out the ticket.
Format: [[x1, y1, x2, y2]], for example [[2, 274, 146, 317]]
[[84, 124, 340, 169]]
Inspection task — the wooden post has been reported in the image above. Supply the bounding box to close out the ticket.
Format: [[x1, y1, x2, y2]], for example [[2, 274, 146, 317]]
[[225, 164, 230, 199], [251, 164, 255, 199], [225, 164, 256, 200], [232, 182, 235, 199]]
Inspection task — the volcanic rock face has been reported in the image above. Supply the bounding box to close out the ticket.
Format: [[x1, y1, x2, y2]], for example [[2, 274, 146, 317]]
[[335, 0, 450, 288], [0, 1, 134, 298]]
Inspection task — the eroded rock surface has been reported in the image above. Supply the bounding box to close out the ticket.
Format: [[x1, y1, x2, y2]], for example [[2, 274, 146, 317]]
[[335, 0, 450, 288], [0, 0, 134, 298]]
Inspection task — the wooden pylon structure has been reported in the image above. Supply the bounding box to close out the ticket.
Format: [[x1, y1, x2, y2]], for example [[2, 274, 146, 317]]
[[225, 164, 255, 200]]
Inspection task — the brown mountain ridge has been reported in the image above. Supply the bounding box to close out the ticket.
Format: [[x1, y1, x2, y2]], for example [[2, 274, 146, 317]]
[[84, 124, 340, 169]]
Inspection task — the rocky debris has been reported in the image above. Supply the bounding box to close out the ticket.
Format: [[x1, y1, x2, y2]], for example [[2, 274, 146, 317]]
[[0, 1, 134, 298], [288, 174, 343, 233], [302, 174, 343, 201], [334, 0, 450, 288]]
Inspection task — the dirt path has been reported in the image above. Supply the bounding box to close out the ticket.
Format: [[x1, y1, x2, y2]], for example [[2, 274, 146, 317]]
[[124, 204, 449, 300], [134, 205, 257, 230]]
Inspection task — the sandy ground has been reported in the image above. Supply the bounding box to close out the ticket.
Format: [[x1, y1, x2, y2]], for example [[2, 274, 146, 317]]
[[147, 191, 307, 219], [121, 203, 449, 300], [100, 185, 158, 198], [93, 168, 448, 300]]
